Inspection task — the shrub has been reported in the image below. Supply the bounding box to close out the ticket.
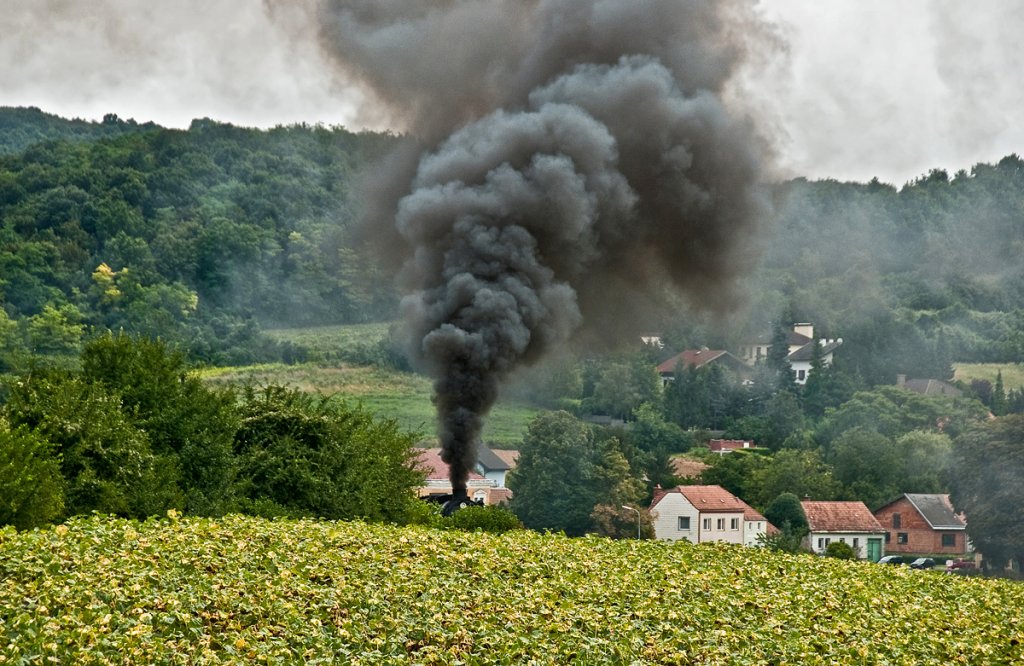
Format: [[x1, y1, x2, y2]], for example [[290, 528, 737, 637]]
[[444, 505, 522, 533], [231, 385, 424, 523], [2, 371, 180, 519], [825, 541, 856, 560], [81, 332, 238, 515], [0, 423, 64, 529]]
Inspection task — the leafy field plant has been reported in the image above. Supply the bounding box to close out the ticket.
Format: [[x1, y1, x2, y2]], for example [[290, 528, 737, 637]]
[[2, 514, 1023, 664]]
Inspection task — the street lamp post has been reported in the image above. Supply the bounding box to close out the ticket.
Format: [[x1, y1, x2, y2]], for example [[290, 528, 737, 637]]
[[622, 505, 641, 540]]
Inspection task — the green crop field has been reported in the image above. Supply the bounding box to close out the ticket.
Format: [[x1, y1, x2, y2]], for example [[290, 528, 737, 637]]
[[200, 363, 538, 446], [3, 514, 1022, 664]]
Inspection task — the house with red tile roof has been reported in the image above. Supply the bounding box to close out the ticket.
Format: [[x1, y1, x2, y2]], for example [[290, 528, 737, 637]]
[[650, 485, 775, 546], [414, 445, 518, 506], [872, 493, 969, 557], [801, 500, 887, 561]]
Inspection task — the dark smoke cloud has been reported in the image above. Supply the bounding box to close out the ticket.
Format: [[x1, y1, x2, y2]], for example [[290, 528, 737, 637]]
[[318, 0, 774, 492]]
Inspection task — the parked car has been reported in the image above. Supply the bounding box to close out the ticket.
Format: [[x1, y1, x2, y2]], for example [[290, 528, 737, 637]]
[[909, 557, 937, 570], [945, 559, 978, 574], [877, 555, 905, 565]]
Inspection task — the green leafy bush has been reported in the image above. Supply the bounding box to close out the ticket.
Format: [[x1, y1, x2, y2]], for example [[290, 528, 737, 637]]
[[231, 385, 424, 523], [824, 541, 856, 560], [2, 371, 179, 519], [0, 423, 64, 529], [444, 504, 522, 533]]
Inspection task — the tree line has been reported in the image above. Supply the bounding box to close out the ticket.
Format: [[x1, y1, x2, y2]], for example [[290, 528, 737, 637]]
[[0, 333, 424, 530]]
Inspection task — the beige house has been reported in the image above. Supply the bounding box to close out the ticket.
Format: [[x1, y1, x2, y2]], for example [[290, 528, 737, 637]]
[[650, 485, 773, 546], [801, 500, 887, 561]]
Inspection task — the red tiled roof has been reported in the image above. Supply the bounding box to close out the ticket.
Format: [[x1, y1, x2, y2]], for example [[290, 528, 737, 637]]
[[652, 485, 746, 513], [656, 350, 729, 374], [414, 448, 485, 481], [801, 501, 885, 533], [743, 506, 768, 523]]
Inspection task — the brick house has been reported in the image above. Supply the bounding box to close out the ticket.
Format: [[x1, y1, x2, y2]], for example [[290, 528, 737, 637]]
[[872, 494, 969, 557]]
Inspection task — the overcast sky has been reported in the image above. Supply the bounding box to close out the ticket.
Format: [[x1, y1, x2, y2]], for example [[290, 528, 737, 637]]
[[1, 0, 1021, 185]]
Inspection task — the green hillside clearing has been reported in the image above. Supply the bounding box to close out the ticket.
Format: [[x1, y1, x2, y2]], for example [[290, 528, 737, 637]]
[[200, 363, 538, 446], [954, 363, 1024, 392]]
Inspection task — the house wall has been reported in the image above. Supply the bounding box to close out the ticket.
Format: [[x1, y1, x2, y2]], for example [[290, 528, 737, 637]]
[[807, 531, 883, 559], [699, 511, 745, 544], [744, 520, 767, 547], [652, 494, 699, 542], [873, 497, 968, 556], [480, 469, 507, 487]]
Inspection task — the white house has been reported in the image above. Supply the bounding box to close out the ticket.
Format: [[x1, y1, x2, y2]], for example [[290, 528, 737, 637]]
[[801, 500, 887, 561], [788, 338, 843, 385], [651, 485, 773, 546]]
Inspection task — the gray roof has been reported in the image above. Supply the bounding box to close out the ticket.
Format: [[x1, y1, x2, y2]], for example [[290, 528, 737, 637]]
[[905, 494, 966, 530], [476, 444, 512, 471], [787, 340, 842, 363]]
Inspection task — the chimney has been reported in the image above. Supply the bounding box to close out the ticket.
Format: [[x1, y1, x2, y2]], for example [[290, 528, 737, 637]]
[[793, 323, 814, 340], [897, 374, 907, 387]]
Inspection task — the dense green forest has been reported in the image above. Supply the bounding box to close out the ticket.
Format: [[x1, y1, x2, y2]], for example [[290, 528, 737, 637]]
[[0, 107, 398, 368]]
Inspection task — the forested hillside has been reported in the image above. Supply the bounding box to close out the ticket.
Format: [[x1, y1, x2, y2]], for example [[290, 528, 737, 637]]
[[1, 106, 1023, 375], [0, 108, 398, 368], [750, 160, 1024, 379]]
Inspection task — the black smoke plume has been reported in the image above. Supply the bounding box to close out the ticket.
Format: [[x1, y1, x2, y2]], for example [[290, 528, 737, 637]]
[[318, 0, 774, 493]]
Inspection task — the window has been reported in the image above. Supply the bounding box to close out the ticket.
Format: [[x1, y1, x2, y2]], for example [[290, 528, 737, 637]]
[[942, 533, 956, 548], [716, 518, 725, 530], [797, 369, 806, 381], [703, 518, 711, 530], [892, 513, 901, 529], [730, 518, 739, 530], [818, 538, 824, 549], [897, 532, 908, 544], [839, 537, 846, 543], [853, 538, 859, 548], [885, 532, 891, 543], [678, 517, 691, 531]]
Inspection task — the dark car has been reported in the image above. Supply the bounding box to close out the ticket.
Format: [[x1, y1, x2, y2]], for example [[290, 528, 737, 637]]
[[909, 557, 937, 570], [877, 555, 905, 565]]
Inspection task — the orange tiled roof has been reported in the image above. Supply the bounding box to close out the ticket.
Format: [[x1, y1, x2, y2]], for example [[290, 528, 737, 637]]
[[801, 501, 885, 533], [652, 485, 746, 513]]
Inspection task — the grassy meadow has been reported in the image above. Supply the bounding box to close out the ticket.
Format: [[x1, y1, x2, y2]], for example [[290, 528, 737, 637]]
[[954, 362, 1024, 391], [3, 514, 1023, 664], [207, 324, 541, 446]]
